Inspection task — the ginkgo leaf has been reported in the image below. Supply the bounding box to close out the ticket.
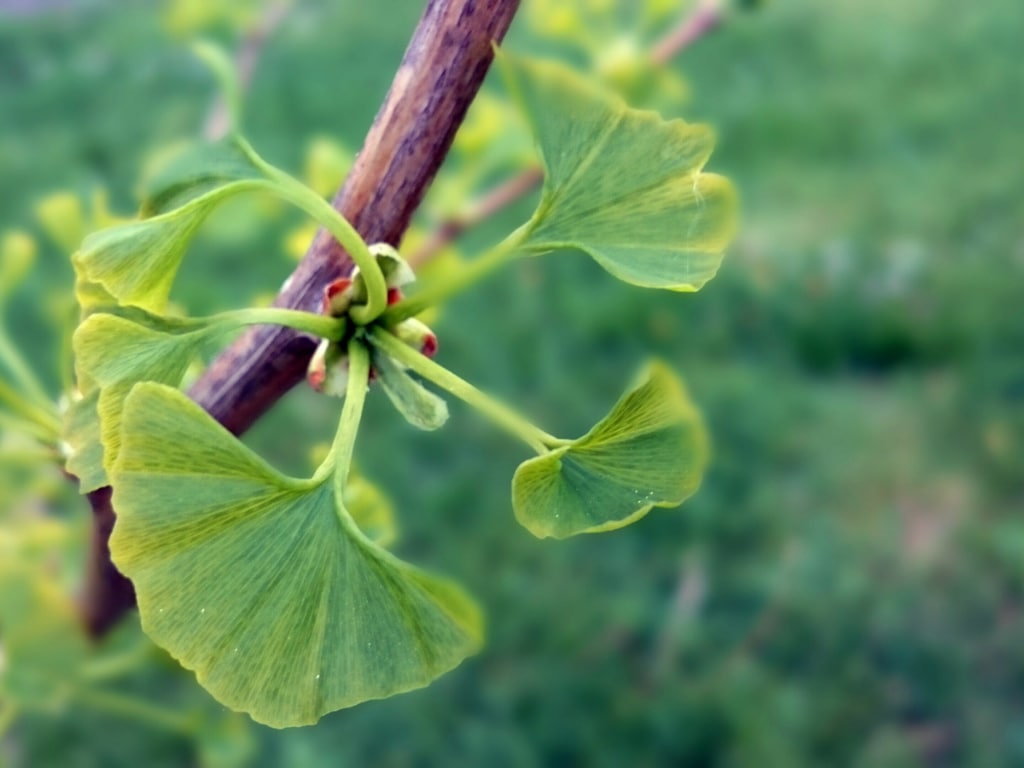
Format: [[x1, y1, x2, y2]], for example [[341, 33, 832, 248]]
[[73, 178, 269, 313], [62, 390, 107, 492], [511, 361, 707, 539], [498, 50, 738, 292], [139, 136, 264, 216], [74, 311, 213, 389], [109, 383, 482, 728], [73, 311, 218, 473], [369, 344, 449, 431]]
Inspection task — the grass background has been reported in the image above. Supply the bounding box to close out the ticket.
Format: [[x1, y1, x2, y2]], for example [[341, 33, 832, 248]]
[[1, 0, 1023, 765]]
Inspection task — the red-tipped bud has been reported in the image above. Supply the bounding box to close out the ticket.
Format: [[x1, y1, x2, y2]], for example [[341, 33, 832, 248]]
[[323, 277, 353, 317], [307, 337, 350, 397], [421, 332, 438, 358], [394, 317, 437, 358]]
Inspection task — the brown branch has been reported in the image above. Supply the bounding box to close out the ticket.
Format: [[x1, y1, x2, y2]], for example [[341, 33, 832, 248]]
[[408, 0, 726, 268], [81, 488, 135, 634], [650, 0, 724, 66], [80, 0, 522, 636], [408, 166, 543, 267]]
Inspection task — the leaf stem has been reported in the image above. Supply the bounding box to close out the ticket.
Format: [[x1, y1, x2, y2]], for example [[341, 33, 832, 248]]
[[211, 307, 346, 340], [314, 338, 371, 498], [0, 377, 60, 438], [383, 223, 531, 324], [79, 639, 154, 682], [0, 443, 61, 464], [0, 326, 57, 418], [193, 41, 243, 132], [235, 137, 388, 322], [367, 327, 562, 455], [73, 687, 195, 735]]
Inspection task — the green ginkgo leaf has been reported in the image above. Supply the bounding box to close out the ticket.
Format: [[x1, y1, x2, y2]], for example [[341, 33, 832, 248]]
[[62, 390, 107, 492], [139, 136, 264, 217], [499, 50, 737, 292], [64, 309, 207, 490], [512, 361, 707, 539], [74, 311, 213, 389], [109, 383, 482, 728], [73, 178, 268, 313], [73, 311, 217, 473]]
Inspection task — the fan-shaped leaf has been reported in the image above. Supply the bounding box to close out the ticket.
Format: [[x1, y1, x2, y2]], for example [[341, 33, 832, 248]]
[[499, 51, 737, 291], [109, 383, 482, 727], [512, 361, 707, 539], [62, 390, 106, 492], [73, 178, 268, 313], [73, 311, 219, 473], [74, 312, 212, 390], [139, 136, 264, 216]]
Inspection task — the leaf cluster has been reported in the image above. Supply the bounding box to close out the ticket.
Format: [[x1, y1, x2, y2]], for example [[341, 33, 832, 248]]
[[60, 46, 735, 726]]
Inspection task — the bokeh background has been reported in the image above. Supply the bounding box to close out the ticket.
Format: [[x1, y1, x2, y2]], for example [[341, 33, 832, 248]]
[[2, 0, 1023, 765]]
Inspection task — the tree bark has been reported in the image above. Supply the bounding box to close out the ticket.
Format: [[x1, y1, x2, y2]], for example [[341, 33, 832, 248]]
[[82, 0, 522, 636]]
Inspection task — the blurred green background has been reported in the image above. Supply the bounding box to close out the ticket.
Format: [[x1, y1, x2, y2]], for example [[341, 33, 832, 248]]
[[2, 0, 1023, 765]]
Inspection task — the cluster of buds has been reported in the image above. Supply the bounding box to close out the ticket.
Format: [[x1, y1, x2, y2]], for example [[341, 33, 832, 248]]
[[307, 244, 436, 396]]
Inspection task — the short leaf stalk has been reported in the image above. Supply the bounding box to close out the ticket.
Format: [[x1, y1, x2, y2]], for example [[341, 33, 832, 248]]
[[314, 337, 372, 492], [0, 377, 60, 438], [0, 325, 59, 429], [210, 307, 347, 341], [368, 326, 566, 456], [383, 223, 531, 324]]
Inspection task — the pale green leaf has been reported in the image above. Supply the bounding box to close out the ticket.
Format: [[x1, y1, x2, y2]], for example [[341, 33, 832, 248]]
[[499, 51, 737, 291], [73, 311, 218, 473], [109, 383, 482, 727], [62, 389, 107, 492], [370, 345, 448, 431], [139, 136, 263, 216], [74, 311, 211, 390], [512, 361, 707, 539], [73, 178, 265, 313], [72, 270, 119, 321]]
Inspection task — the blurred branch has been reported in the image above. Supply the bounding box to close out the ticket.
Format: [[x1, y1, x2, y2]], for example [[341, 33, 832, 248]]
[[650, 0, 725, 66], [408, 166, 543, 267], [647, 553, 708, 685], [81, 487, 136, 635], [408, 0, 727, 268], [203, 0, 294, 140], [81, 0, 522, 635]]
